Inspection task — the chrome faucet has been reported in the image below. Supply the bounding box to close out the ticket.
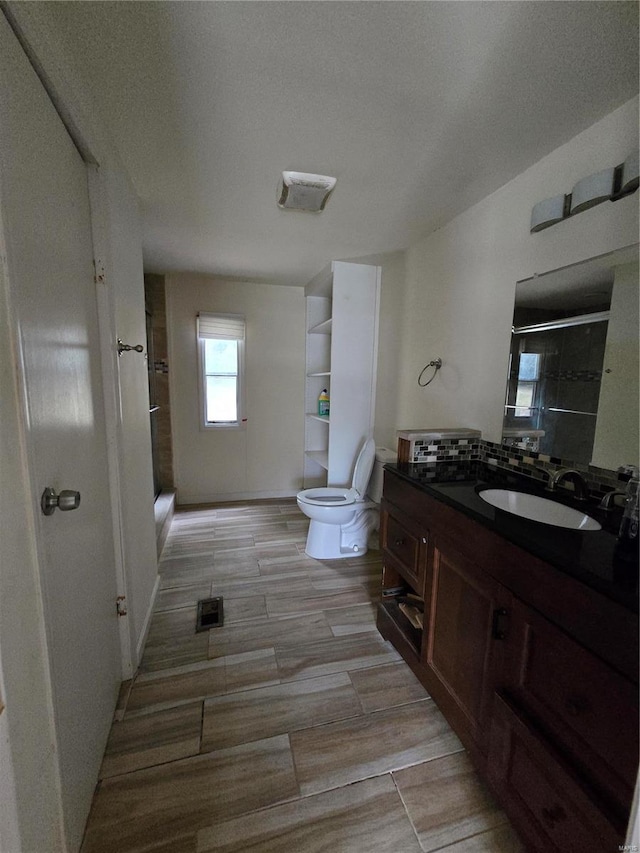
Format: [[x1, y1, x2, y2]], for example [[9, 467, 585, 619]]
[[546, 468, 590, 501], [599, 490, 626, 511]]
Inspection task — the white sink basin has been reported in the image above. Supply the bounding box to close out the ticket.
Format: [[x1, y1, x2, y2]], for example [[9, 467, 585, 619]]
[[478, 489, 601, 531]]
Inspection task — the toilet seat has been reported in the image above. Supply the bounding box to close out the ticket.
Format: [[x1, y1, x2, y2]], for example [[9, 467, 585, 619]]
[[297, 438, 376, 507], [297, 487, 358, 507]]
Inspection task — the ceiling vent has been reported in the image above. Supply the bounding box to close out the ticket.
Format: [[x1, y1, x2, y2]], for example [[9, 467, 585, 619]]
[[277, 171, 337, 212]]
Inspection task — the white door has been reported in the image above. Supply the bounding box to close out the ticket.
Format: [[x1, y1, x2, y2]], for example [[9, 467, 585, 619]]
[[0, 13, 121, 851]]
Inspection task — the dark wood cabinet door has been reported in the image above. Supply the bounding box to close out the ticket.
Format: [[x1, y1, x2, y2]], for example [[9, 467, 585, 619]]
[[487, 694, 623, 853], [380, 501, 427, 594], [503, 597, 639, 822], [422, 535, 510, 757]]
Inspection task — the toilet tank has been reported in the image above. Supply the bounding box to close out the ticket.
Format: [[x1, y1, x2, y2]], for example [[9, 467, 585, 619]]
[[368, 447, 398, 502]]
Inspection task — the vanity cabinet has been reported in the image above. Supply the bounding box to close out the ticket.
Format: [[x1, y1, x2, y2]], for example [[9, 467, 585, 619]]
[[377, 468, 639, 852]]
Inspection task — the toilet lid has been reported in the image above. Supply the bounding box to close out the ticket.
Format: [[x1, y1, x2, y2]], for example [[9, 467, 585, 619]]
[[352, 437, 376, 498]]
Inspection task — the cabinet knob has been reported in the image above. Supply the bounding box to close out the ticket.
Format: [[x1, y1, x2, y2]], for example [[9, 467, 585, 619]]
[[394, 538, 405, 547], [541, 804, 567, 828]]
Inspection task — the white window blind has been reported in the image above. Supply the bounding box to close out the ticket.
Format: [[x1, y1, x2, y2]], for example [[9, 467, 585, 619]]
[[197, 313, 245, 341]]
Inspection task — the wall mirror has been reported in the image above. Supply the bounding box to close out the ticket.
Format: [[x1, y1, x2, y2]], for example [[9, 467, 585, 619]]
[[504, 244, 639, 470]]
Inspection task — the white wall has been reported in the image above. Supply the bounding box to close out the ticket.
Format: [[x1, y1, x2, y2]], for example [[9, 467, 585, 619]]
[[393, 97, 639, 455], [344, 250, 407, 452], [167, 275, 305, 503], [592, 261, 640, 470], [373, 252, 407, 451]]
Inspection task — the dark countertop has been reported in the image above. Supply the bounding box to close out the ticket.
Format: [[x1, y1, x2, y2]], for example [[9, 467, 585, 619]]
[[386, 461, 638, 613]]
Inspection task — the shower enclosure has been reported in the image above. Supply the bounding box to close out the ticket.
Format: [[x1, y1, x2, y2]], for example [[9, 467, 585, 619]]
[[504, 312, 608, 464]]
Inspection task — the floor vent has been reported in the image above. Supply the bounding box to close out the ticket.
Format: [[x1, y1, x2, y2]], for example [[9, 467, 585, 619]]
[[196, 597, 224, 632]]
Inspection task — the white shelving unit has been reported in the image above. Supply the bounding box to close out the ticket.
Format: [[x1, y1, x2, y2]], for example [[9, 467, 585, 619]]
[[309, 318, 332, 335], [303, 260, 381, 488]]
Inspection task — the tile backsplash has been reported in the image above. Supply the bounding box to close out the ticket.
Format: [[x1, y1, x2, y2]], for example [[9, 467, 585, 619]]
[[479, 438, 629, 500], [397, 429, 481, 465], [408, 437, 481, 464], [396, 429, 630, 500]]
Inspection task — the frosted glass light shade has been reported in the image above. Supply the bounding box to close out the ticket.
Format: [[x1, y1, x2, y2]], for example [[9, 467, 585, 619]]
[[570, 167, 615, 215], [620, 151, 639, 195], [530, 194, 566, 232]]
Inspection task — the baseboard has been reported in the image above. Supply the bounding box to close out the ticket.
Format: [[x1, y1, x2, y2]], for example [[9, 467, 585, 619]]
[[135, 574, 160, 667], [176, 488, 299, 506]]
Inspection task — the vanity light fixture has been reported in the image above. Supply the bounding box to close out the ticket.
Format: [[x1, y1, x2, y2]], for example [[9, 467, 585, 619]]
[[277, 171, 337, 212], [620, 151, 639, 195], [569, 167, 615, 215], [530, 194, 569, 232], [530, 150, 639, 233]]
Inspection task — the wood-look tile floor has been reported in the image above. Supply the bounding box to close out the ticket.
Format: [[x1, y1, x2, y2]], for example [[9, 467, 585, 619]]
[[82, 500, 524, 853]]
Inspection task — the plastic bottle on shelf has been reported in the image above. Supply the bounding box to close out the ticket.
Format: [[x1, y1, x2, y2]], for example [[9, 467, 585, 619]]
[[317, 389, 330, 417]]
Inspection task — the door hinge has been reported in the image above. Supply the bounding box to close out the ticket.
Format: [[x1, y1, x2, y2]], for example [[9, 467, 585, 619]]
[[492, 607, 509, 640], [116, 596, 127, 617], [93, 258, 107, 286]]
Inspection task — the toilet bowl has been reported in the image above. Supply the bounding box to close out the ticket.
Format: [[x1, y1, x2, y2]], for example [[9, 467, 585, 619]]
[[297, 440, 397, 559]]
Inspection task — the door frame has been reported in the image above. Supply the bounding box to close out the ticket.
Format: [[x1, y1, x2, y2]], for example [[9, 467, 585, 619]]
[[87, 164, 135, 678]]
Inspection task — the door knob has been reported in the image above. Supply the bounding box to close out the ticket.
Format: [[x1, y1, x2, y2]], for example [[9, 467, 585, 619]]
[[41, 487, 81, 516]]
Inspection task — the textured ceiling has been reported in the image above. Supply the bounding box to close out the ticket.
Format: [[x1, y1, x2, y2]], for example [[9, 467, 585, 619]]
[[45, 1, 638, 285]]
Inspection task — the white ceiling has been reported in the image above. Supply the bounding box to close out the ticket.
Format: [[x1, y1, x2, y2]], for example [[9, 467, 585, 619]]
[[47, 1, 638, 286]]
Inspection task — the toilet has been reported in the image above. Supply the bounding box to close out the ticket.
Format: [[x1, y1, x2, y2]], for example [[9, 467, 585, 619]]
[[297, 440, 397, 559]]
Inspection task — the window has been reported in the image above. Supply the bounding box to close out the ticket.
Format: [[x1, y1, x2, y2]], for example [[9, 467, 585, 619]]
[[197, 313, 245, 428], [514, 352, 541, 417]]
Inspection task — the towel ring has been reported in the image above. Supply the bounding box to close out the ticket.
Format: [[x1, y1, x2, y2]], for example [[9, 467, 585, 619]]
[[418, 358, 442, 387]]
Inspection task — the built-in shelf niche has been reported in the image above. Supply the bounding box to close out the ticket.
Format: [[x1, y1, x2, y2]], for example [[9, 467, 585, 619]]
[[309, 318, 332, 335], [305, 450, 329, 470], [303, 260, 381, 489]]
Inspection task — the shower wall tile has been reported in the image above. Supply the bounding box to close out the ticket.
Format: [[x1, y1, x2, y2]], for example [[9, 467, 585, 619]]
[[145, 273, 174, 490]]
